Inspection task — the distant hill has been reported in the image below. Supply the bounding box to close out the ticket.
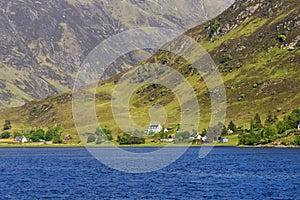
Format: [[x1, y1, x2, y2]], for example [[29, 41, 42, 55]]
[[0, 0, 233, 109], [0, 0, 299, 144]]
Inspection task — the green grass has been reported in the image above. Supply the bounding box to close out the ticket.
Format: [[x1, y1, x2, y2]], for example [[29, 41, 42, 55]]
[[215, 135, 239, 146]]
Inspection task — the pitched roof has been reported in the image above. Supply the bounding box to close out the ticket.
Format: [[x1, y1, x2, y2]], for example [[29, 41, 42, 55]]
[[149, 124, 161, 129], [14, 136, 25, 141]]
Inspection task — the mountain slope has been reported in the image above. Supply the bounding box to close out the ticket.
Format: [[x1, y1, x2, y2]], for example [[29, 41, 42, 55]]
[[0, 0, 299, 143], [0, 0, 233, 109]]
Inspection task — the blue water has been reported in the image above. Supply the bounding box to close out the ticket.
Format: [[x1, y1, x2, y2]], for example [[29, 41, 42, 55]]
[[0, 147, 299, 200]]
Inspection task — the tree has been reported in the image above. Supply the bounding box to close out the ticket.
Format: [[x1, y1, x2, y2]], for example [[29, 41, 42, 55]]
[[45, 126, 64, 142], [201, 129, 207, 136], [13, 131, 22, 138], [250, 119, 254, 133], [260, 126, 277, 144], [221, 124, 227, 136], [276, 120, 287, 134], [117, 133, 145, 145], [238, 132, 261, 145], [95, 126, 113, 141], [228, 121, 236, 132], [44, 130, 53, 141], [29, 129, 45, 142], [265, 111, 277, 126], [253, 113, 263, 130], [283, 109, 300, 130], [52, 135, 63, 144], [0, 131, 10, 139], [295, 136, 300, 145], [209, 19, 221, 38], [3, 120, 11, 131]]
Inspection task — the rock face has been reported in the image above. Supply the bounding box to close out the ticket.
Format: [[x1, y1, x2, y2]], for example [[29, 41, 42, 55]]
[[0, 0, 234, 109]]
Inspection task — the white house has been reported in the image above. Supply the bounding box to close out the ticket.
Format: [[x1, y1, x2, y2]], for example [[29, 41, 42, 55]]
[[14, 135, 28, 143], [145, 124, 163, 134]]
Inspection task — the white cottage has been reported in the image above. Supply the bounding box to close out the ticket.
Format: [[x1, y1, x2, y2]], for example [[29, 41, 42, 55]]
[[145, 124, 163, 134], [14, 135, 28, 143]]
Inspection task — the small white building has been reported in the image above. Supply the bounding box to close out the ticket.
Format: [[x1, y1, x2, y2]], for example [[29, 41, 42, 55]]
[[145, 124, 163, 134], [14, 136, 28, 143], [160, 138, 174, 142], [164, 128, 173, 133]]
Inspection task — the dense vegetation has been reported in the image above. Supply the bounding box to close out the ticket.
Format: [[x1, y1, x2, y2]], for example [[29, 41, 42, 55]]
[[237, 109, 300, 146], [117, 130, 145, 145], [0, 121, 64, 144], [86, 126, 113, 144]]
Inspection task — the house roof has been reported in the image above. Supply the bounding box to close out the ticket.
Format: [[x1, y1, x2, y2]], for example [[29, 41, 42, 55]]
[[190, 133, 198, 137], [149, 124, 161, 129], [14, 136, 25, 141]]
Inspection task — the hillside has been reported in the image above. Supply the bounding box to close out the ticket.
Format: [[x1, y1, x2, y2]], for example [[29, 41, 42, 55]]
[[0, 0, 299, 144], [0, 0, 233, 109]]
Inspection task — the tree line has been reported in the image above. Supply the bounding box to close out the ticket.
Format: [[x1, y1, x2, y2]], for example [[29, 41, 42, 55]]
[[0, 120, 64, 144]]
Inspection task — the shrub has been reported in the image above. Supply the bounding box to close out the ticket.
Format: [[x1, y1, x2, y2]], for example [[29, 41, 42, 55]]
[[238, 132, 261, 145], [95, 126, 113, 141], [87, 135, 96, 143], [13, 132, 22, 138], [0, 131, 10, 139], [260, 126, 278, 144], [265, 111, 277, 126], [295, 136, 300, 145], [209, 19, 221, 38], [45, 126, 64, 142], [228, 121, 237, 132], [276, 121, 288, 134], [277, 34, 286, 42], [29, 129, 45, 142], [3, 120, 11, 131], [174, 131, 191, 143], [221, 54, 233, 65], [117, 133, 145, 145], [253, 113, 263, 130], [52, 135, 63, 144]]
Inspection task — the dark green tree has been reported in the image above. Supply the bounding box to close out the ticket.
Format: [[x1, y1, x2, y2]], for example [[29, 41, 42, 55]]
[[228, 121, 236, 132], [259, 126, 278, 144], [3, 120, 11, 131], [238, 132, 261, 145], [265, 111, 277, 126], [253, 113, 263, 130], [45, 126, 64, 143], [0, 131, 10, 139], [29, 129, 45, 142], [283, 109, 300, 130], [295, 136, 300, 145], [13, 131, 22, 138], [201, 129, 207, 136], [95, 126, 113, 141], [250, 119, 254, 133], [276, 120, 288, 134], [52, 135, 63, 144]]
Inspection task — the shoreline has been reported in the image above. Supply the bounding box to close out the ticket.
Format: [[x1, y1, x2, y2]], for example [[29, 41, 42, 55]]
[[0, 143, 299, 148]]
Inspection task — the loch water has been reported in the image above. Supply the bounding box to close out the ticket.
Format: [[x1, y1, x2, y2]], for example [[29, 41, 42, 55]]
[[0, 147, 299, 199]]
